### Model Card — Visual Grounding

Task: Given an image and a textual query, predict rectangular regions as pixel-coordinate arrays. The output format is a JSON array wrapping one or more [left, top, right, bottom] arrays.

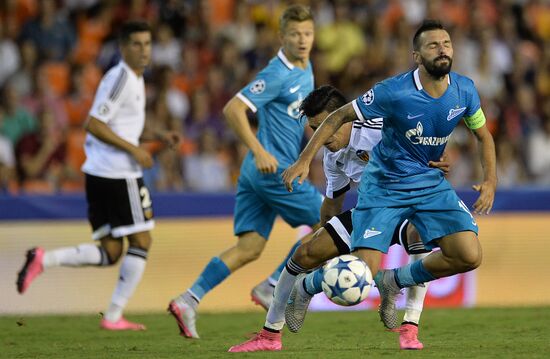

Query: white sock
[[104, 247, 147, 322], [403, 252, 430, 325], [265, 268, 298, 331], [42, 244, 102, 269]]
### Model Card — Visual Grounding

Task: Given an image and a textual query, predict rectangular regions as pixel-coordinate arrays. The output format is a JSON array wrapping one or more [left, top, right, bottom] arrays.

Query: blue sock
[[304, 268, 324, 295], [269, 240, 302, 283], [189, 257, 231, 300], [394, 260, 436, 288]]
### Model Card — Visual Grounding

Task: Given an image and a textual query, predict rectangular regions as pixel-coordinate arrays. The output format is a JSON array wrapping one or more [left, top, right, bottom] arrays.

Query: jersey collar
[[413, 68, 450, 90], [277, 49, 295, 70], [120, 60, 142, 79]]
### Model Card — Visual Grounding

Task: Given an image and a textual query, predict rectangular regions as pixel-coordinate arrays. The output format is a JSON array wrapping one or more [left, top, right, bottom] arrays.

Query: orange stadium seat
[[42, 62, 70, 97]]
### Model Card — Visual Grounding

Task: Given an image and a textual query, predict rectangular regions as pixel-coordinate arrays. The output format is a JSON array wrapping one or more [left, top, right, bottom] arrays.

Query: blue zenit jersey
[[353, 68, 481, 189], [237, 49, 314, 169]]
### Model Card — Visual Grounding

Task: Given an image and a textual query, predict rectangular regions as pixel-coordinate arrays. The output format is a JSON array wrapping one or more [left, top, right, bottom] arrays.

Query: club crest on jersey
[[406, 121, 451, 146], [355, 150, 370, 162], [250, 79, 266, 94], [361, 89, 374, 106], [447, 107, 467, 121]]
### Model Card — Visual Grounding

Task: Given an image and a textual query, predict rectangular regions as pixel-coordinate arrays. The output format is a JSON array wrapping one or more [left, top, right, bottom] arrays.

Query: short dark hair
[[300, 85, 347, 119], [118, 21, 151, 44], [413, 20, 445, 50]]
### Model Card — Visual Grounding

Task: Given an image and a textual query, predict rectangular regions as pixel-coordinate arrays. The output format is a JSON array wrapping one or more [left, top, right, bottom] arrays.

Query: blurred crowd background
[[0, 0, 549, 195]]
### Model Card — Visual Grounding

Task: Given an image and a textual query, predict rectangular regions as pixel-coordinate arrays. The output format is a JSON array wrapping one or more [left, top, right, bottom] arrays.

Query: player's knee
[[233, 242, 263, 264], [456, 242, 482, 272], [292, 242, 322, 269], [128, 232, 152, 251], [241, 247, 263, 263], [102, 246, 123, 264]]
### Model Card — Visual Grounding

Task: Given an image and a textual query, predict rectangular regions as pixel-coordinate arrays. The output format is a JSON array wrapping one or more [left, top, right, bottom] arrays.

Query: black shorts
[[85, 174, 154, 240], [323, 209, 429, 255]]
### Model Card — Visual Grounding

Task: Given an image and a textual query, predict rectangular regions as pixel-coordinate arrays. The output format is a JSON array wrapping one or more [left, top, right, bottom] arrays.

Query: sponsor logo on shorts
[[363, 229, 382, 239]]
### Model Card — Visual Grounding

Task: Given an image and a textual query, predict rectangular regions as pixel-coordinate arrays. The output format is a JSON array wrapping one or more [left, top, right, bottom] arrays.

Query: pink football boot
[[17, 247, 45, 294], [399, 323, 424, 350], [228, 329, 282, 352], [100, 317, 146, 331]]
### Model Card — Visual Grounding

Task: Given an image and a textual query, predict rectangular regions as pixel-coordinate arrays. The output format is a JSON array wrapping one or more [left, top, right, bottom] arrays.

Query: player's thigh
[[411, 188, 478, 250], [234, 179, 277, 240], [294, 227, 341, 269], [267, 180, 322, 228], [351, 206, 411, 253]]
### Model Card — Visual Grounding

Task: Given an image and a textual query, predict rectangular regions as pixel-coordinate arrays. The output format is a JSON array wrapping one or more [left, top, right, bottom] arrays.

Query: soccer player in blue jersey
[[283, 19, 497, 345], [167, 5, 322, 339]]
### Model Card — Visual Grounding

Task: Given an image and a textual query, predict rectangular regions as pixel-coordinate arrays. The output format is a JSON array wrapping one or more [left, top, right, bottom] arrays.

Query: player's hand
[[132, 146, 154, 168], [428, 153, 450, 174], [159, 130, 181, 149], [282, 160, 310, 192], [253, 148, 278, 174], [472, 180, 496, 215]]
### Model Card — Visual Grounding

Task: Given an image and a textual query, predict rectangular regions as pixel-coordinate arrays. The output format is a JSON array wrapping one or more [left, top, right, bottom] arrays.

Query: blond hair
[[279, 4, 314, 32]]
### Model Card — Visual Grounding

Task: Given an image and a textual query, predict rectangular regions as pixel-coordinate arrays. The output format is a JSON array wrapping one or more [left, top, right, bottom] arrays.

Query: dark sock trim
[[263, 326, 280, 333], [127, 246, 148, 260], [286, 258, 307, 276], [186, 290, 200, 304], [402, 321, 418, 327]]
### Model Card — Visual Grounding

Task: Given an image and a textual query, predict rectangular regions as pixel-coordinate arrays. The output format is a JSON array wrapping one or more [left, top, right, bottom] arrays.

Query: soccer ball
[[321, 255, 372, 306]]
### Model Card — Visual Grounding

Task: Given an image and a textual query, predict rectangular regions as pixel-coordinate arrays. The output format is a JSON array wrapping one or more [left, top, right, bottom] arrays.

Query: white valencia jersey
[[82, 61, 146, 178], [323, 119, 383, 198]]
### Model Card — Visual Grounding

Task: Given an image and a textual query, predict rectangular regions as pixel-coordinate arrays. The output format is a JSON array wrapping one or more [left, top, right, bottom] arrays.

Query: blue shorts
[[234, 163, 322, 239], [351, 179, 478, 253]]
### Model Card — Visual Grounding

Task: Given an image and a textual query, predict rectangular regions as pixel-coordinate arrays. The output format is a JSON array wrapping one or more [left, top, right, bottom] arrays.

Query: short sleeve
[[465, 80, 482, 118], [89, 68, 129, 123], [352, 82, 392, 122], [237, 66, 283, 113]]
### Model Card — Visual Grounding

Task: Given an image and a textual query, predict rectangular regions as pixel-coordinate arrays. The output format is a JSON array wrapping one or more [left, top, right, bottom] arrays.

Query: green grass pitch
[[1, 307, 549, 358]]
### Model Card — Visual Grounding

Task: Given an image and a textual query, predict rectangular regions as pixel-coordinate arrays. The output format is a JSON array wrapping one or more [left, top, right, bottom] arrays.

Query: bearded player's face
[[415, 29, 453, 78]]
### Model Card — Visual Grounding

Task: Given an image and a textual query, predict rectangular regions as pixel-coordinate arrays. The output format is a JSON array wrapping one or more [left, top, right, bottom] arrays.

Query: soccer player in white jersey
[[16, 21, 178, 331], [283, 20, 496, 347], [228, 85, 450, 352]]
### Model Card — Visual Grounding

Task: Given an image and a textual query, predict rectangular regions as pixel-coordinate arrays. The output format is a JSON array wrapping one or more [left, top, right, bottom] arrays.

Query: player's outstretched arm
[[471, 123, 497, 214], [85, 116, 153, 168], [223, 96, 278, 174], [282, 102, 357, 191]]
